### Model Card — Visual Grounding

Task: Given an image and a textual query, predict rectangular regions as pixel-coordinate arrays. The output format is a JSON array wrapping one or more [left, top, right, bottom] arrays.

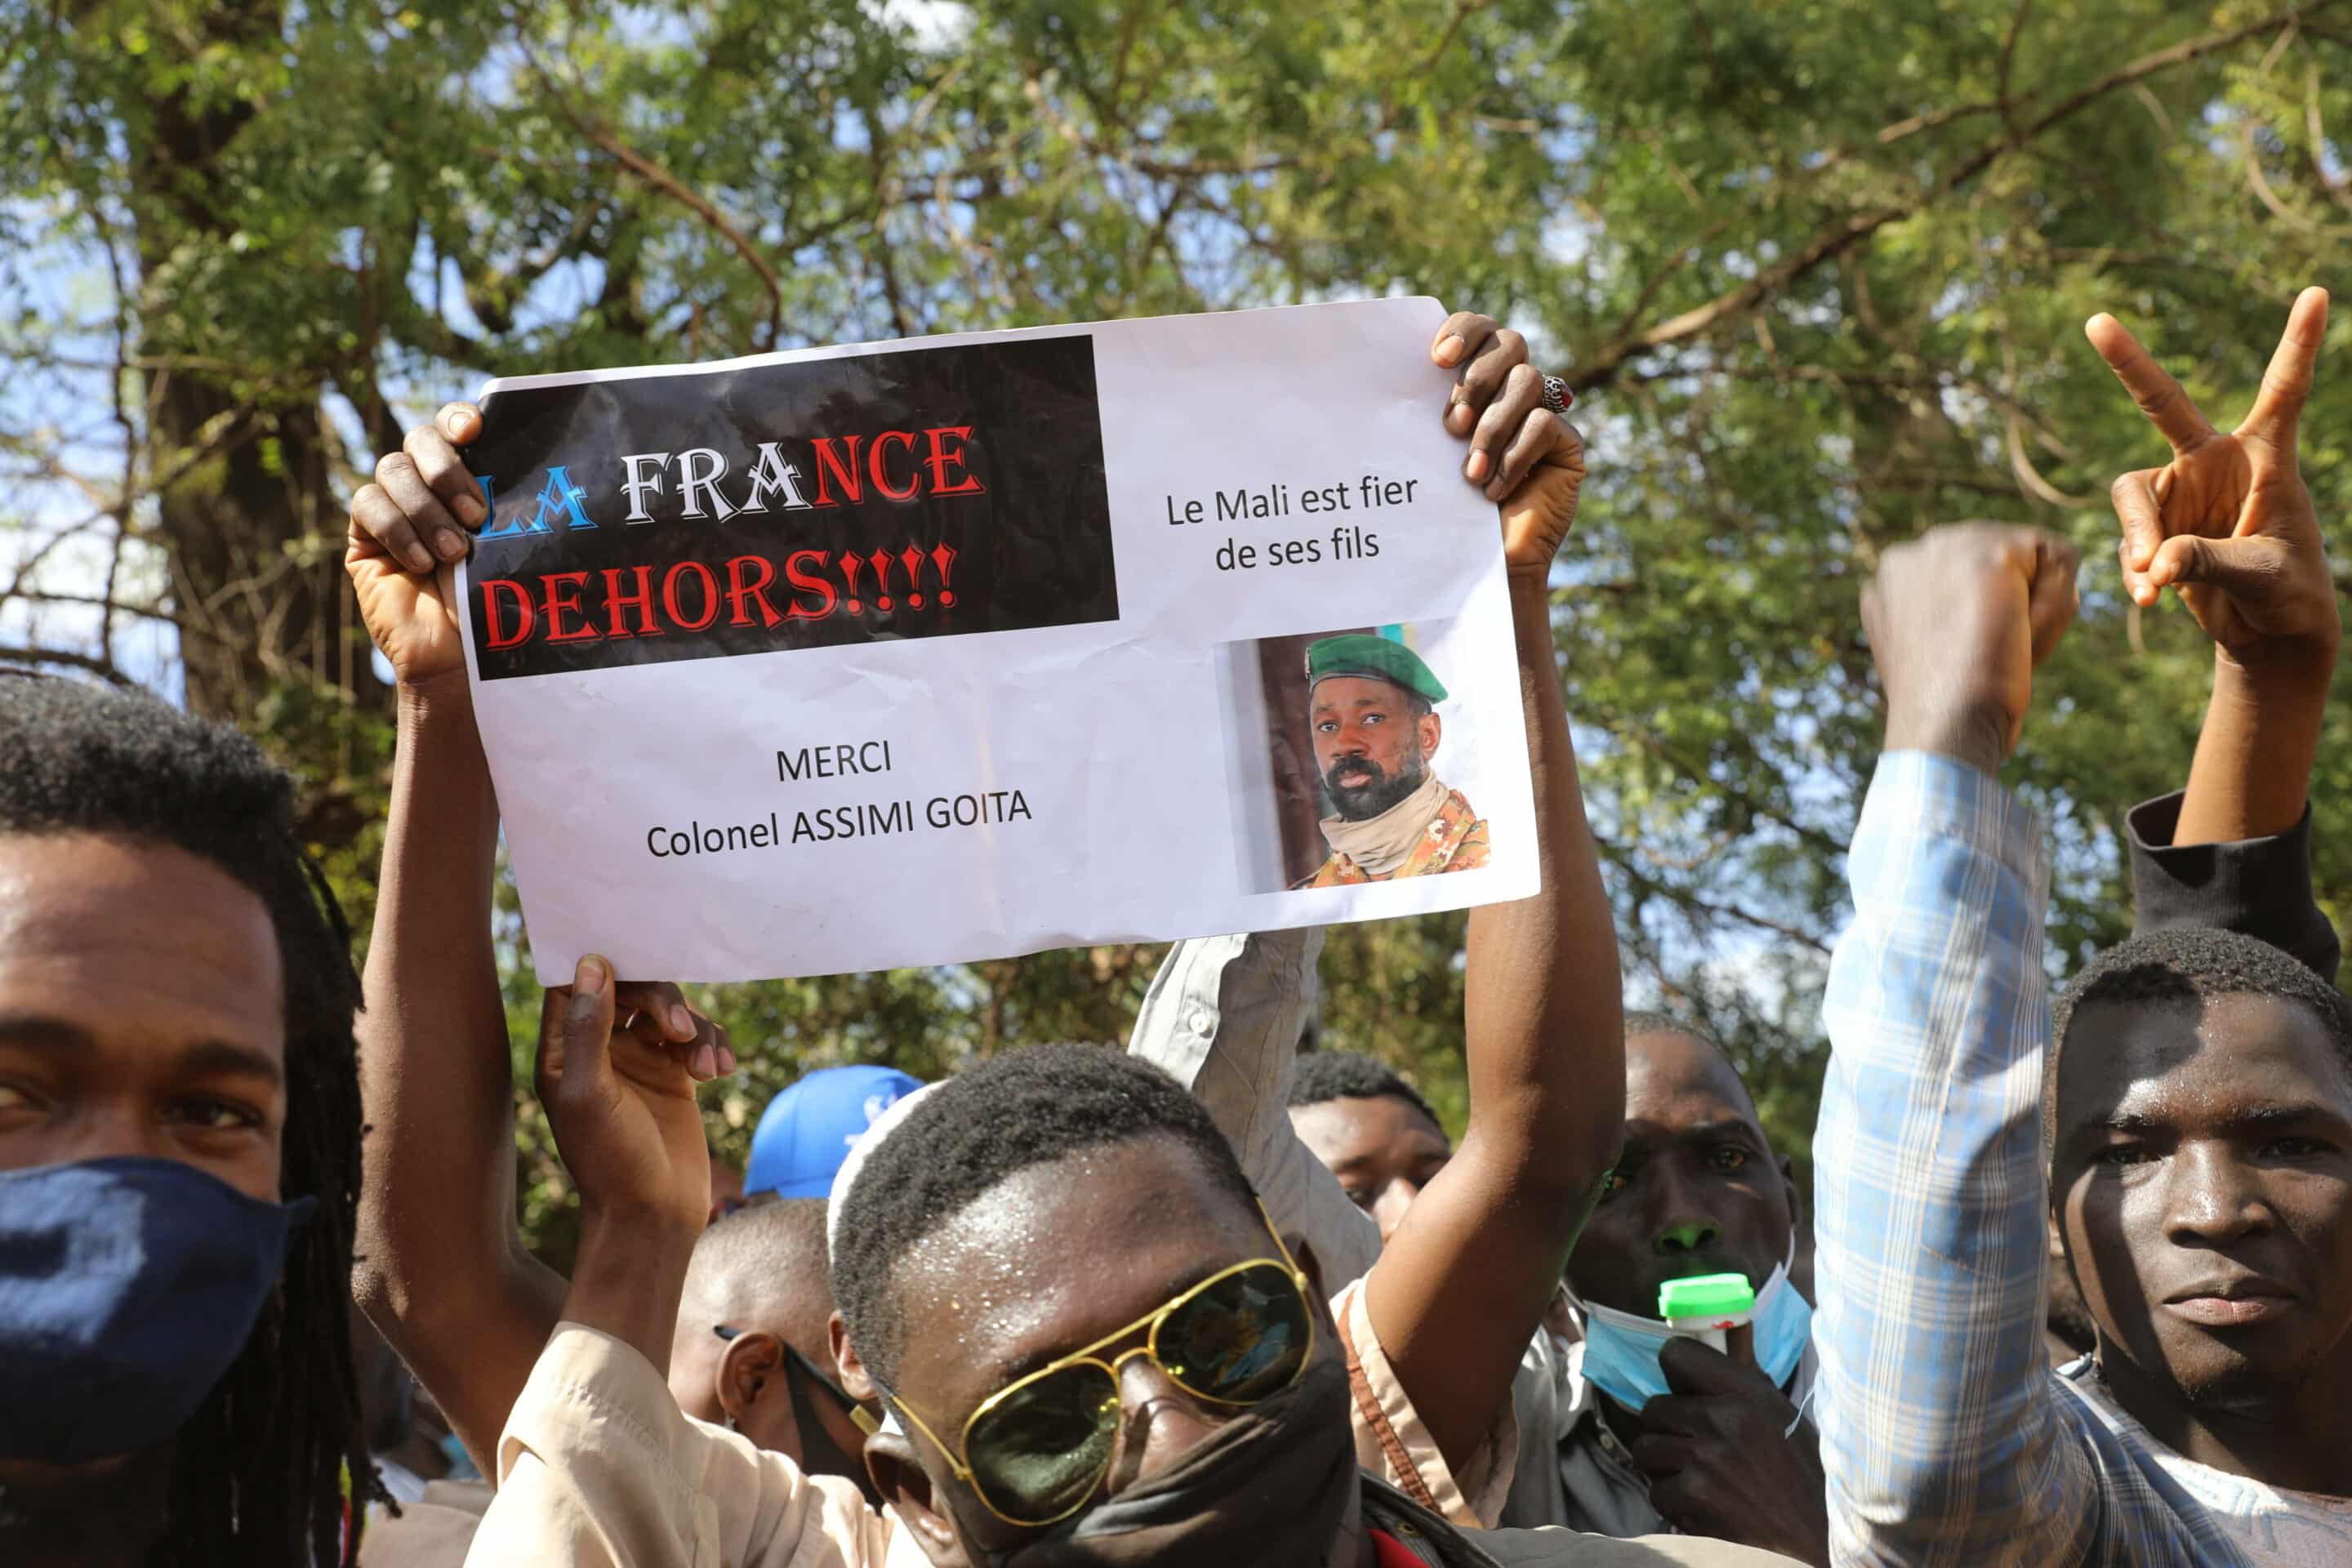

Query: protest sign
[[457, 298, 1539, 983]]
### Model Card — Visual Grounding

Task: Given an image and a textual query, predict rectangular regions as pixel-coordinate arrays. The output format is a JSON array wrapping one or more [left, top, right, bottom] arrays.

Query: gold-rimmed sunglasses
[[878, 1208, 1316, 1528]]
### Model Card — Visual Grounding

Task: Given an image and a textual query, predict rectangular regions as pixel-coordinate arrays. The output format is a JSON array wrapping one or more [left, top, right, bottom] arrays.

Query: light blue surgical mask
[[1569, 1233, 1813, 1414], [1752, 1258, 1813, 1392]]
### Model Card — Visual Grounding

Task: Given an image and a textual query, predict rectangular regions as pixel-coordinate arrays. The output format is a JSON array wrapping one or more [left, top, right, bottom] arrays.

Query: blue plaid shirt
[[1815, 753, 2259, 1567]]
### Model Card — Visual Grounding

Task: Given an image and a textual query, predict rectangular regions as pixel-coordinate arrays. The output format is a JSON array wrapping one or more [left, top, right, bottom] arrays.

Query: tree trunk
[[128, 0, 381, 720]]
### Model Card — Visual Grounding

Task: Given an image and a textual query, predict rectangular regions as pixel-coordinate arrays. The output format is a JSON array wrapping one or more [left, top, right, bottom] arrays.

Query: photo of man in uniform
[[1291, 631, 1489, 887]]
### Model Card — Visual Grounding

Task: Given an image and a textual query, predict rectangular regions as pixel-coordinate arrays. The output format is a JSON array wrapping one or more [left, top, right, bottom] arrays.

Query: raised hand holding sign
[[383, 301, 1544, 983], [347, 402, 490, 688]]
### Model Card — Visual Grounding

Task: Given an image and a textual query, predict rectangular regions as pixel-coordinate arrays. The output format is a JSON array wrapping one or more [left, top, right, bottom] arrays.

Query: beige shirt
[[469, 1281, 1508, 1568], [1333, 1274, 1517, 1529], [469, 1321, 1801, 1567], [360, 1479, 494, 1568], [467, 1323, 922, 1568], [1319, 770, 1454, 876]]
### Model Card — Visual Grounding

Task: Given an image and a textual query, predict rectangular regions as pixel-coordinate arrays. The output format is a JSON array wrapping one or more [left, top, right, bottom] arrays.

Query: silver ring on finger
[[1540, 375, 1574, 416]]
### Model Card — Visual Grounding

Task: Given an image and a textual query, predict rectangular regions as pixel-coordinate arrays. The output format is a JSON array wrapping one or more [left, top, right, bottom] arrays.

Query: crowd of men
[[0, 290, 2344, 1567]]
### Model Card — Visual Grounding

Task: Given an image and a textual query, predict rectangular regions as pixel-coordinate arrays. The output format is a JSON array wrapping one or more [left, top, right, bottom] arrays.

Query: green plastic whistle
[[1658, 1272, 1754, 1322]]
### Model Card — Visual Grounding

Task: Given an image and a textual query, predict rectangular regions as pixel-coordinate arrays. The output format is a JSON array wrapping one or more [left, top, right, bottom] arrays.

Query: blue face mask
[[0, 1156, 313, 1464], [1570, 1237, 1814, 1413]]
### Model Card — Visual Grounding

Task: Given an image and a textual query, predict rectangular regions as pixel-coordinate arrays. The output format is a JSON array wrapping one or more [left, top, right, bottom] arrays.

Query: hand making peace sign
[[2084, 287, 2339, 667]]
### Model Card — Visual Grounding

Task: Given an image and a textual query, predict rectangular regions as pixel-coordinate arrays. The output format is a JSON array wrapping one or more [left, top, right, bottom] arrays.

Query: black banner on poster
[[463, 336, 1116, 681]]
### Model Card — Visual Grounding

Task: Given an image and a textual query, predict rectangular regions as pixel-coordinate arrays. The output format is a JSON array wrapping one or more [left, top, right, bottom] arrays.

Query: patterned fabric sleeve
[[1444, 814, 1491, 873], [1813, 752, 2097, 1566]]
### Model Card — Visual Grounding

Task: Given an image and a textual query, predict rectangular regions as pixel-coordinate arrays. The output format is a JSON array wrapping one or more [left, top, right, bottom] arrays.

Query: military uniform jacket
[[1294, 789, 1491, 888]]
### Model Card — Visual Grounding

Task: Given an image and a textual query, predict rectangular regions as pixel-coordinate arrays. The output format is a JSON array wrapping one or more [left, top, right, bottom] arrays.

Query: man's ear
[[831, 1310, 879, 1406], [866, 1431, 964, 1562], [716, 1331, 785, 1428], [1419, 710, 1442, 762], [1778, 1153, 1802, 1218]]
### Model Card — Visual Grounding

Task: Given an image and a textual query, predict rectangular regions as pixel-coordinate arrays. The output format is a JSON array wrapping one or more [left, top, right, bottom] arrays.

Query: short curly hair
[[2056, 926, 2352, 1061], [1286, 1049, 1442, 1131], [2050, 926, 2352, 1143], [829, 1045, 1259, 1388], [1621, 1009, 1717, 1046]]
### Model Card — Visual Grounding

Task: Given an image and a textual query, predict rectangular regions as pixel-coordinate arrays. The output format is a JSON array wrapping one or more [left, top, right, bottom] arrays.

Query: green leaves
[[9, 0, 2349, 1232]]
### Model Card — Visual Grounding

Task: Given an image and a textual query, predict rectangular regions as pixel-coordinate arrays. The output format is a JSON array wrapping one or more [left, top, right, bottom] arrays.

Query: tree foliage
[[5, 0, 2347, 1237]]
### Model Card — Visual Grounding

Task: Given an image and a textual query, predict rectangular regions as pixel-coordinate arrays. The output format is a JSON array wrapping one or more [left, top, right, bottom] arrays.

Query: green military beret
[[1304, 634, 1447, 704]]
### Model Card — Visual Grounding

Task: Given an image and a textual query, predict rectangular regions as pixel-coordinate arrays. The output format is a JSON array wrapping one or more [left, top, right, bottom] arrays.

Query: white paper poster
[[456, 297, 1538, 983]]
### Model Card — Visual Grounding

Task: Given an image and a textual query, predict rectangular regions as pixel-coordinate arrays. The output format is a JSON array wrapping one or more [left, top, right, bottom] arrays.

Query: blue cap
[[745, 1065, 926, 1200]]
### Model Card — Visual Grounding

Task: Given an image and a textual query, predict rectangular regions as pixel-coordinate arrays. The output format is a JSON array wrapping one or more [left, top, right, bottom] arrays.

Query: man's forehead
[[1291, 1091, 1445, 1145], [1311, 677, 1405, 708], [889, 1145, 1267, 1392], [0, 838, 284, 1062], [898, 1149, 1257, 1293], [1625, 1032, 1761, 1125], [0, 835, 278, 971], [2061, 993, 2352, 1124]]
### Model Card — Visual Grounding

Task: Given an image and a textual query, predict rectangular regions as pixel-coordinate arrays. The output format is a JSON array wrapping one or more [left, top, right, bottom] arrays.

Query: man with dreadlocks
[[0, 674, 378, 1567]]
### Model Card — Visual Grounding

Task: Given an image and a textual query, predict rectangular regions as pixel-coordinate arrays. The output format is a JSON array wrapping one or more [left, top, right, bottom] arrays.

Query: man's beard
[[1322, 750, 1428, 822]]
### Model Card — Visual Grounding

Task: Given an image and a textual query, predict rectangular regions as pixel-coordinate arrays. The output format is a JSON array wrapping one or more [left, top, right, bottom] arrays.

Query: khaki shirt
[[360, 1479, 493, 1568], [468, 1324, 1801, 1568], [1333, 1274, 1517, 1529], [467, 1323, 920, 1568], [466, 1280, 1505, 1568]]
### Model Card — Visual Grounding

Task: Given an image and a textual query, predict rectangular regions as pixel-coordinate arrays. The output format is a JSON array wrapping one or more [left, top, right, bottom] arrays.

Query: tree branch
[[0, 642, 130, 682], [1874, 101, 2005, 145], [1606, 717, 1856, 866], [0, 589, 229, 642], [1611, 207, 1744, 341], [95, 200, 136, 670], [523, 38, 788, 351], [1418, 0, 1490, 75], [1998, 0, 2035, 143], [2238, 114, 2352, 234], [5, 404, 261, 602], [2306, 57, 2352, 213], [1567, 0, 2343, 393], [1601, 844, 1834, 956], [858, 103, 915, 338], [1632, 360, 2081, 461]]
